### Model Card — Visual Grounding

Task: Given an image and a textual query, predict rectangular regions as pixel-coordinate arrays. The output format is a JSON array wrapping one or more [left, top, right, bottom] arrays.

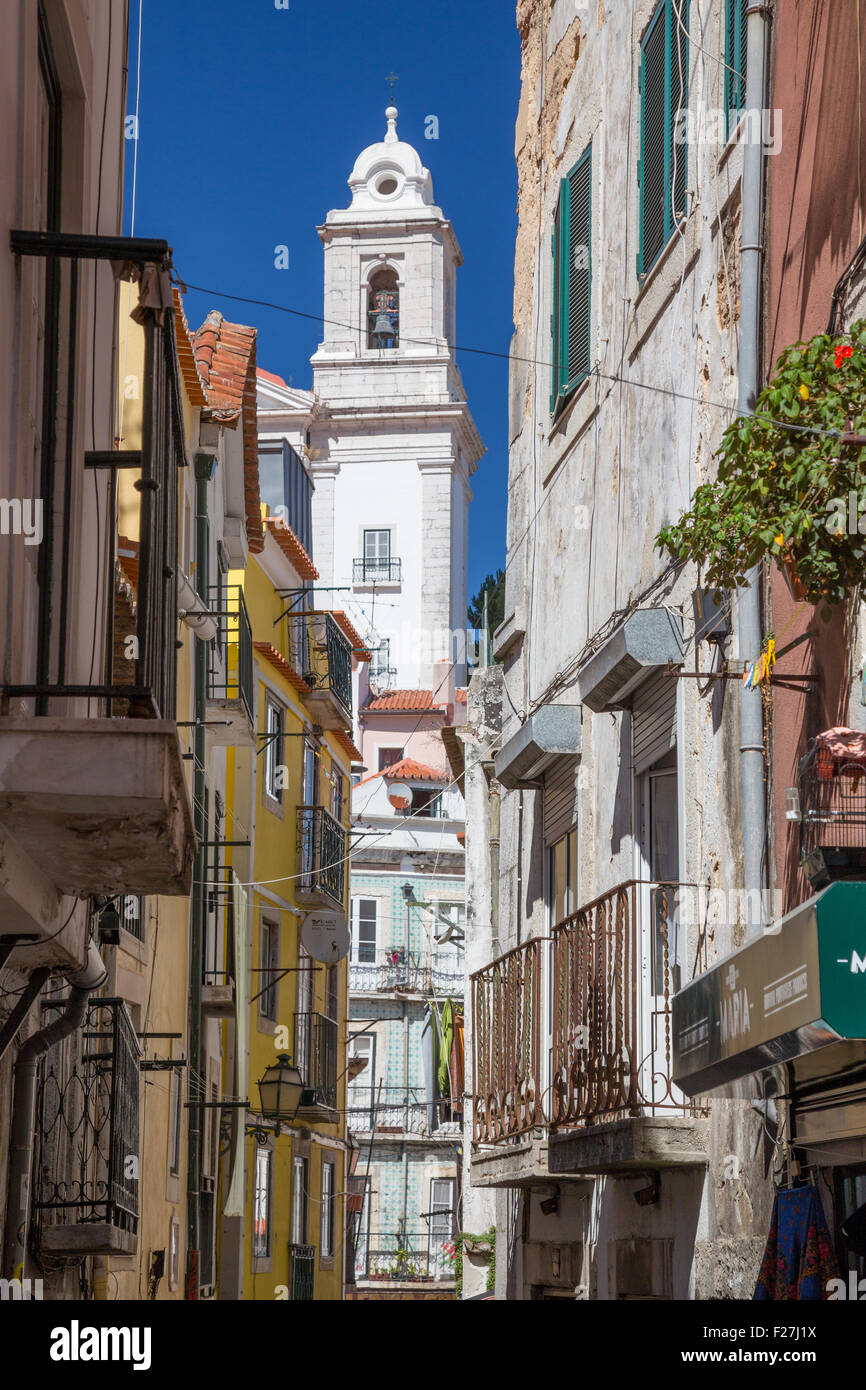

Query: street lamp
[[257, 1054, 304, 1122]]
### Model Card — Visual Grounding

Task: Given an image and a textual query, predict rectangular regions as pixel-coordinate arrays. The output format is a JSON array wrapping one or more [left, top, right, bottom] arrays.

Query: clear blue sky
[[123, 0, 519, 602]]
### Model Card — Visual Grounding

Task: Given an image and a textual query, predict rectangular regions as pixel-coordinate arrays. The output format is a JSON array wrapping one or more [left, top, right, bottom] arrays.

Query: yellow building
[[218, 511, 366, 1301]]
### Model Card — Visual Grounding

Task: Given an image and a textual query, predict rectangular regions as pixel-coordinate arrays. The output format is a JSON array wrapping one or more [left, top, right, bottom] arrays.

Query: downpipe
[[738, 2, 772, 939], [2, 941, 108, 1278]]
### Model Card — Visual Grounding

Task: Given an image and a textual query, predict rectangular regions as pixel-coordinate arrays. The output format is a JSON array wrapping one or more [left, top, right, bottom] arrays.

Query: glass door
[[638, 754, 683, 1111]]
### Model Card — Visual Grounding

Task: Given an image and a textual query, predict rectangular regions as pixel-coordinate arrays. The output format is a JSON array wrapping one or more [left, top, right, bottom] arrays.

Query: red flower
[[835, 344, 854, 368]]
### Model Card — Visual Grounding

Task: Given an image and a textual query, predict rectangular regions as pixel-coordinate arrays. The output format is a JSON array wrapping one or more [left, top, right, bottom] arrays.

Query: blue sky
[[123, 0, 519, 601]]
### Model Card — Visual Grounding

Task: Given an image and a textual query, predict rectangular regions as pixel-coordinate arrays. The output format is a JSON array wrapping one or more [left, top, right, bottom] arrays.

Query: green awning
[[672, 881, 866, 1095]]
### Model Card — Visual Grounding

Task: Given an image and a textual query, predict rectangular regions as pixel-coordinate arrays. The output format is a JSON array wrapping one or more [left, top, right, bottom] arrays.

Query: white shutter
[[632, 670, 677, 774]]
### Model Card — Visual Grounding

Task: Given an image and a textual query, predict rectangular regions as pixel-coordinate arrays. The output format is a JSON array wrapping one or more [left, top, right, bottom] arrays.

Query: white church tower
[[308, 104, 484, 695]]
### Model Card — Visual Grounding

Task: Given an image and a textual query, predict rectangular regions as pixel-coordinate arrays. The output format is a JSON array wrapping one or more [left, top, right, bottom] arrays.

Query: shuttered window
[[632, 670, 677, 775], [725, 0, 747, 133], [638, 0, 690, 282], [544, 758, 580, 847], [551, 144, 592, 416]]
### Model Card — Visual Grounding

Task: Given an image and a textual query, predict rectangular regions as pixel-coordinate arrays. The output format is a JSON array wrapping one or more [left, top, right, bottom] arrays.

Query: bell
[[372, 311, 396, 344]]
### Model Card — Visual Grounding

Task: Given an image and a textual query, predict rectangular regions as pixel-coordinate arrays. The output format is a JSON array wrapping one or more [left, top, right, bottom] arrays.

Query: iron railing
[[289, 1243, 315, 1300], [346, 1086, 453, 1136], [3, 233, 182, 719], [285, 611, 353, 716], [358, 1232, 456, 1282], [295, 1012, 338, 1109], [31, 998, 141, 1242], [296, 805, 346, 903], [798, 737, 866, 887], [349, 949, 464, 996], [471, 937, 544, 1143], [353, 557, 402, 584], [207, 584, 254, 724]]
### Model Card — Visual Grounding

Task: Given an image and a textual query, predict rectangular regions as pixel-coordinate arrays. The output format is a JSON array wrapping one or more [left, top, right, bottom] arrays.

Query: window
[[551, 144, 592, 415], [548, 829, 579, 928], [638, 0, 690, 282], [364, 528, 391, 574], [411, 787, 442, 818], [253, 1148, 272, 1258], [321, 1161, 336, 1257], [168, 1067, 182, 1177], [260, 919, 280, 1021], [331, 768, 345, 823], [724, 0, 747, 132], [368, 268, 399, 348], [257, 441, 313, 556], [378, 746, 404, 772], [264, 696, 285, 804], [325, 963, 339, 1022], [371, 639, 392, 680], [351, 899, 378, 963], [295, 944, 314, 1080], [120, 894, 145, 942], [429, 1178, 455, 1277], [291, 1155, 308, 1245]]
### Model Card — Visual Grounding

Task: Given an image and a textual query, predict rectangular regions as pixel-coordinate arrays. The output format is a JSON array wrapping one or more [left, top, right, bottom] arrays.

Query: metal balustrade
[[207, 584, 254, 725], [349, 949, 465, 996], [353, 557, 402, 584], [285, 611, 353, 718], [295, 1012, 338, 1110], [296, 805, 346, 904], [471, 938, 544, 1143], [289, 1243, 315, 1300], [358, 1231, 456, 1283]]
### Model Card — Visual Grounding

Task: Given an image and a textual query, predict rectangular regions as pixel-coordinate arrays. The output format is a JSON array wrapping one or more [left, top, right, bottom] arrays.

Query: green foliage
[[455, 1227, 496, 1299], [655, 323, 866, 605], [468, 570, 505, 635]]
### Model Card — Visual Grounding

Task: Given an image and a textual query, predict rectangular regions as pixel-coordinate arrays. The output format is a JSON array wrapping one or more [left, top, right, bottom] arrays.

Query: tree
[[468, 570, 505, 636]]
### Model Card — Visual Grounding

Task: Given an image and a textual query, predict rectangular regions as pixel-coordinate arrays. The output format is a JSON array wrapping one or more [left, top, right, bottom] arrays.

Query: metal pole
[[737, 3, 772, 939]]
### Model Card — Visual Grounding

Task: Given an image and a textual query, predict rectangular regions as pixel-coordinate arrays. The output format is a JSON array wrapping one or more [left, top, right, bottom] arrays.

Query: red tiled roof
[[173, 291, 208, 406], [358, 756, 445, 787], [264, 516, 319, 581], [332, 729, 363, 764], [192, 310, 264, 555], [257, 367, 288, 389], [332, 611, 372, 662], [253, 642, 312, 696], [363, 689, 446, 714]]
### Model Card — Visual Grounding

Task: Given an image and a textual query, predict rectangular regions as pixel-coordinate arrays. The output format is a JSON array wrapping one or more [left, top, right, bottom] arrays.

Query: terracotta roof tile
[[331, 611, 372, 662], [192, 309, 264, 554], [332, 730, 363, 764], [358, 756, 445, 787], [172, 291, 208, 406], [363, 689, 446, 714], [253, 641, 312, 696], [264, 516, 319, 581], [257, 367, 288, 389]]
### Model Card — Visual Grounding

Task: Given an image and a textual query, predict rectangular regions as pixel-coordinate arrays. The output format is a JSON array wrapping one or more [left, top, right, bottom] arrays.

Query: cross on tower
[[386, 72, 399, 101]]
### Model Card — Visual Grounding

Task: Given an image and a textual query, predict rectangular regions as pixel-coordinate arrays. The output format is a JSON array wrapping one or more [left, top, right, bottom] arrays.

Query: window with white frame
[[253, 1147, 272, 1258], [428, 1177, 455, 1276], [351, 898, 378, 963], [321, 1160, 335, 1257], [259, 919, 280, 1021], [291, 1155, 308, 1245], [264, 695, 285, 804]]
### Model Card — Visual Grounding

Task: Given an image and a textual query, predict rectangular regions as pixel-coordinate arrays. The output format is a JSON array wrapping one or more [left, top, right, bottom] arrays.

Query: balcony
[[289, 1243, 315, 1300], [352, 557, 402, 586], [0, 234, 196, 938], [295, 1011, 338, 1117], [286, 611, 353, 728], [356, 1231, 456, 1286], [349, 948, 465, 996], [470, 883, 709, 1187], [206, 585, 255, 746], [796, 731, 866, 890], [346, 1086, 456, 1138], [32, 998, 141, 1256], [296, 806, 346, 907]]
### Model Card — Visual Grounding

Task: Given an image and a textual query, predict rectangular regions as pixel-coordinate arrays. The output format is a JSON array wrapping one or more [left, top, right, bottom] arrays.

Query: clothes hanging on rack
[[754, 1184, 840, 1300]]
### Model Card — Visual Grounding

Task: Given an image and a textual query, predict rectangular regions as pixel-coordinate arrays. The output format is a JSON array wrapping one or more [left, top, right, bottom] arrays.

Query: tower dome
[[347, 106, 435, 212]]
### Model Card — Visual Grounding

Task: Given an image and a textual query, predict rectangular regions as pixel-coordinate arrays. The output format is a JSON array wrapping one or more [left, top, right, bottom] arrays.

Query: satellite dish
[[389, 789, 410, 810], [301, 910, 350, 963]]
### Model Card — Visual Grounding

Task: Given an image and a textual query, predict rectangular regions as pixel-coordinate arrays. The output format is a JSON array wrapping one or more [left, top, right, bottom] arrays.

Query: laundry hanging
[[754, 1184, 840, 1300]]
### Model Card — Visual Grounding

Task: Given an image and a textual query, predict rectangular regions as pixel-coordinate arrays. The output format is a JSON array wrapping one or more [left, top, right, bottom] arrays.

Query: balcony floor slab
[[548, 1115, 711, 1175]]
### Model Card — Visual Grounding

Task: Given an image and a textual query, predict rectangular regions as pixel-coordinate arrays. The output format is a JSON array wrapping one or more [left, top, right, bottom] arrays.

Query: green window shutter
[[725, 0, 747, 131], [638, 0, 689, 283], [566, 147, 592, 390], [551, 177, 571, 412]]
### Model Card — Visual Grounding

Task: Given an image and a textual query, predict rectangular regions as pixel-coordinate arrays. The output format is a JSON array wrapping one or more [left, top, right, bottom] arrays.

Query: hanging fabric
[[754, 1184, 840, 1300], [438, 998, 454, 1097], [449, 1007, 464, 1117]]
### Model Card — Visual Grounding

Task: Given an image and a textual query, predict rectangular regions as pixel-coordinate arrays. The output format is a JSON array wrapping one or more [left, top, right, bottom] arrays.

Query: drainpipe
[[186, 452, 215, 1297], [738, 3, 772, 939], [3, 942, 108, 1278], [489, 777, 501, 958]]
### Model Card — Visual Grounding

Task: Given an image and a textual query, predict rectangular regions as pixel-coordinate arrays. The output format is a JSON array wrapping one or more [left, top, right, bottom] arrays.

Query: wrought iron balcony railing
[[295, 1012, 338, 1110], [349, 949, 465, 996], [346, 1085, 453, 1136], [353, 557, 402, 584], [471, 881, 699, 1146], [289, 1243, 315, 1300], [296, 806, 346, 904], [207, 584, 254, 726], [31, 998, 141, 1251], [285, 611, 353, 719], [357, 1231, 456, 1283]]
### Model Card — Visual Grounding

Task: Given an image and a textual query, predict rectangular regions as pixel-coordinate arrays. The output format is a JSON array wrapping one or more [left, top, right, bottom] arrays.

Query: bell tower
[[308, 106, 484, 691]]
